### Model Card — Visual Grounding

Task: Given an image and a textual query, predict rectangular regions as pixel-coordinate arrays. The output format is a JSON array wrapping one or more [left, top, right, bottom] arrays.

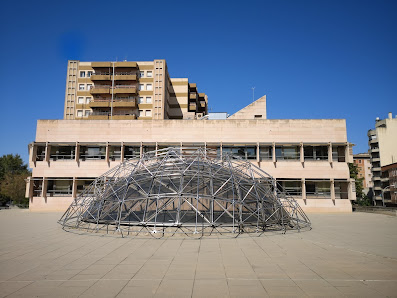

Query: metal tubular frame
[[59, 147, 311, 237]]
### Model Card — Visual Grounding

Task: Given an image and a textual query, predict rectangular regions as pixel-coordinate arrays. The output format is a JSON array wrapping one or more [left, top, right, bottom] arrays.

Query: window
[[86, 84, 93, 90], [138, 97, 144, 104], [78, 97, 84, 104], [146, 96, 152, 103], [276, 146, 299, 160], [254, 115, 262, 118], [84, 110, 90, 117], [145, 110, 152, 117], [139, 110, 144, 117], [87, 71, 92, 78], [146, 84, 153, 91], [79, 84, 85, 90], [138, 84, 144, 91], [77, 110, 83, 117], [139, 71, 144, 78], [147, 71, 153, 78], [85, 97, 91, 104], [79, 71, 85, 78], [259, 146, 272, 160]]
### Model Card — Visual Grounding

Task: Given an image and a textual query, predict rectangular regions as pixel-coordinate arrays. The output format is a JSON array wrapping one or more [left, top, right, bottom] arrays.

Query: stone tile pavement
[[0, 210, 396, 297]]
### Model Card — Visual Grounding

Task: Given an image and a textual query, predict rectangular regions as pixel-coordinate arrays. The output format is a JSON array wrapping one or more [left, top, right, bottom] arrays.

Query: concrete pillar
[[155, 142, 158, 156], [30, 143, 37, 163], [25, 177, 32, 198], [301, 178, 306, 201], [331, 179, 335, 201], [300, 142, 304, 164], [45, 142, 50, 164], [348, 179, 356, 201], [72, 177, 77, 199], [121, 142, 125, 162], [256, 142, 260, 163], [105, 142, 109, 163], [140, 142, 143, 157], [75, 142, 80, 163], [42, 178, 48, 198], [344, 142, 349, 163], [328, 142, 333, 164], [220, 142, 223, 159], [272, 142, 276, 163]]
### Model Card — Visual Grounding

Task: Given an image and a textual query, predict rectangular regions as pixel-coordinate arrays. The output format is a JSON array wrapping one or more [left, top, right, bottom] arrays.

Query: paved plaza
[[0, 210, 396, 297]]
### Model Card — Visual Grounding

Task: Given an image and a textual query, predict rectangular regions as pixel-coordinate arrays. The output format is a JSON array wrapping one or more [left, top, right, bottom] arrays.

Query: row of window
[[34, 145, 346, 162], [79, 70, 153, 78], [30, 177, 350, 199], [138, 84, 153, 91], [78, 83, 93, 91]]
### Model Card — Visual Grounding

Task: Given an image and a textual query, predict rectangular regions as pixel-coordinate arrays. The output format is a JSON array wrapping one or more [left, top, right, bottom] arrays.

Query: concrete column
[[75, 142, 80, 163], [121, 142, 125, 162], [30, 143, 37, 163], [256, 142, 260, 163], [328, 142, 333, 163], [272, 142, 276, 163], [331, 179, 335, 201], [42, 178, 48, 198], [155, 142, 158, 156], [140, 142, 143, 158], [344, 142, 349, 163], [300, 142, 304, 164], [301, 178, 306, 201], [45, 142, 50, 164], [105, 142, 109, 163], [348, 179, 356, 201], [25, 177, 32, 198], [220, 142, 223, 159], [72, 177, 77, 199]]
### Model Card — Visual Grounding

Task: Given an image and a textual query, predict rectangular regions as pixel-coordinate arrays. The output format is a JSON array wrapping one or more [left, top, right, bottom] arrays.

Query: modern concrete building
[[353, 153, 373, 193], [26, 60, 356, 213], [64, 60, 207, 121], [367, 112, 397, 206], [381, 163, 397, 205]]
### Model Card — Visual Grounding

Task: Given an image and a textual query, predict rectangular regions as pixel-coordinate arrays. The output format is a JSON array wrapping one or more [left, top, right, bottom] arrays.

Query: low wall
[[353, 206, 397, 216]]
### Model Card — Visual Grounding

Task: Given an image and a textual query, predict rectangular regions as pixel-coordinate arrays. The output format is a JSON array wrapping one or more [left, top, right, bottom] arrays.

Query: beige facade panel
[[35, 119, 347, 144], [229, 95, 267, 119], [114, 61, 137, 68], [139, 78, 154, 83], [91, 74, 111, 80], [137, 65, 154, 70], [91, 62, 112, 67], [138, 91, 153, 96]]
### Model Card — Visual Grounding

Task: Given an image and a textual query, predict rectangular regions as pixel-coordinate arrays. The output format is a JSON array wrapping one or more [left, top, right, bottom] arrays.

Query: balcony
[[373, 176, 381, 181], [198, 93, 205, 98], [112, 114, 137, 120], [113, 86, 136, 94], [371, 157, 380, 162], [91, 62, 112, 68], [91, 73, 111, 81], [372, 167, 381, 172], [370, 148, 379, 153], [189, 103, 197, 110], [114, 61, 137, 68], [114, 73, 137, 81], [87, 111, 109, 120], [199, 101, 206, 108], [89, 97, 136, 108], [369, 138, 378, 144], [189, 93, 197, 100], [90, 86, 110, 94]]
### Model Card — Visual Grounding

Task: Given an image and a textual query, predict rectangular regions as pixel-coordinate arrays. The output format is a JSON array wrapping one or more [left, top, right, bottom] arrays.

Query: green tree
[[348, 163, 371, 206], [0, 154, 30, 207]]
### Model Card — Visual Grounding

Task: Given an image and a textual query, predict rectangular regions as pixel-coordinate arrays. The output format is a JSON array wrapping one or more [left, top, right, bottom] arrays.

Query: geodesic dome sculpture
[[59, 147, 310, 237]]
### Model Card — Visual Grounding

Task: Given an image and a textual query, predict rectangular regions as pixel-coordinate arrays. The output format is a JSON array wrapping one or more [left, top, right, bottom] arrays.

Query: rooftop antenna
[[251, 87, 255, 102]]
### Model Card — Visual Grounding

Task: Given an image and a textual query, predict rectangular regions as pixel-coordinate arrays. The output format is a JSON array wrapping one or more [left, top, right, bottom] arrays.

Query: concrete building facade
[[367, 112, 397, 206], [26, 60, 356, 213]]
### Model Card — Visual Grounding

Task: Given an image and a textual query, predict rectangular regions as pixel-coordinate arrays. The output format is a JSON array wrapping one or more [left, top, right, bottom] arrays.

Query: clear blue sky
[[0, 0, 396, 164]]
